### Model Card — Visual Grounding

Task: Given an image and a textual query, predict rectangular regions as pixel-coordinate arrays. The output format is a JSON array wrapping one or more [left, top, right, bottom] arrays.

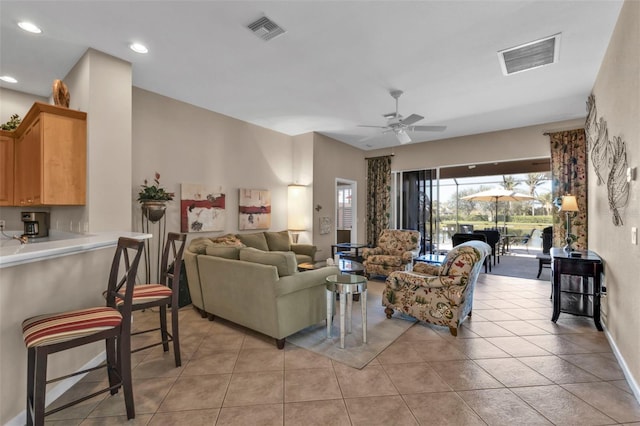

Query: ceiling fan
[[359, 90, 446, 144]]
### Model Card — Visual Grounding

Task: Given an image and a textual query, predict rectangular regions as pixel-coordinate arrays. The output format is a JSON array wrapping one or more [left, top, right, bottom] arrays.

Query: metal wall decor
[[585, 94, 630, 226]]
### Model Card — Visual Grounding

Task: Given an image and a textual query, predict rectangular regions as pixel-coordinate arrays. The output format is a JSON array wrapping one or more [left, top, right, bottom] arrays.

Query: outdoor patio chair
[[473, 230, 500, 266]]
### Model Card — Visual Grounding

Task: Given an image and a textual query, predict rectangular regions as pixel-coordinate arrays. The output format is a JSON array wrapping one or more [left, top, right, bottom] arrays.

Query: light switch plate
[[632, 227, 638, 245]]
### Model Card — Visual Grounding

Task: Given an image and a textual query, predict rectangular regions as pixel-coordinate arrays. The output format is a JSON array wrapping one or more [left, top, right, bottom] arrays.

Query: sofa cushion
[[205, 245, 241, 260], [239, 247, 297, 277], [237, 232, 269, 251], [188, 237, 214, 254], [265, 231, 291, 252]]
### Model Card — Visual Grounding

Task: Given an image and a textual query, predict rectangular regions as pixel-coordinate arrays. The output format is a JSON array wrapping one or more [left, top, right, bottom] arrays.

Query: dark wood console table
[[551, 248, 603, 331]]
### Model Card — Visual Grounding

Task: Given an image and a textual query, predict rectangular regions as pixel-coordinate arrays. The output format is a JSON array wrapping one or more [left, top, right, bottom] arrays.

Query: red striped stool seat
[[22, 307, 122, 348], [116, 284, 172, 306]]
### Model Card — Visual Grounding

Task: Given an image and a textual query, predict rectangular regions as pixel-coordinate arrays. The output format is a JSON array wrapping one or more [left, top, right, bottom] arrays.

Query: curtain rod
[[365, 154, 395, 160]]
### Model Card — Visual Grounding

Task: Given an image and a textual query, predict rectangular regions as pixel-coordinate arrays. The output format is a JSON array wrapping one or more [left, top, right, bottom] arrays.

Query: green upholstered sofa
[[235, 230, 317, 265], [184, 233, 337, 349]]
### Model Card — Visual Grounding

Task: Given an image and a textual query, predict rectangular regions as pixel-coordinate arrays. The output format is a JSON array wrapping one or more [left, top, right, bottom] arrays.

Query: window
[[337, 186, 352, 229]]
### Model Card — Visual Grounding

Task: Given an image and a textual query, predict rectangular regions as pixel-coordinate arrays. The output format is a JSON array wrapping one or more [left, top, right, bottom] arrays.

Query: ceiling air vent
[[498, 33, 561, 76], [248, 16, 286, 41]]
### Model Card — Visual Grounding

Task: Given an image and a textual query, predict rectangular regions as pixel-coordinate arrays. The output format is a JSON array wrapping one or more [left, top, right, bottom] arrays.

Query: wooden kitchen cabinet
[[13, 102, 87, 206], [0, 131, 14, 206]]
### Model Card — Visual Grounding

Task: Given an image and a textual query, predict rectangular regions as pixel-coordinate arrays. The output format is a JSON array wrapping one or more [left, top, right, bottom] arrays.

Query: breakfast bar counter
[[0, 230, 152, 268]]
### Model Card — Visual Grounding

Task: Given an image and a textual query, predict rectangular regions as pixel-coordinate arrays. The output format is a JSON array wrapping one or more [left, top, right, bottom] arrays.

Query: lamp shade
[[560, 195, 579, 212], [287, 184, 309, 231]]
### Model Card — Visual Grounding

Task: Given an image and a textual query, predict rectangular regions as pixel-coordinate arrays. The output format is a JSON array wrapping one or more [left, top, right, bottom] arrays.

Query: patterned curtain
[[549, 129, 588, 250], [366, 156, 392, 247]]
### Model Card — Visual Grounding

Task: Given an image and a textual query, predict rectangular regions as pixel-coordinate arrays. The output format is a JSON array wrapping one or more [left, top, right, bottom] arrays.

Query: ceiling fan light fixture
[[395, 130, 411, 144], [18, 21, 42, 34]]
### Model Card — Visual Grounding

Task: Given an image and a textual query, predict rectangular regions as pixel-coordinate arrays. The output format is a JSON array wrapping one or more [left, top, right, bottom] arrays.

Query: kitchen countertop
[[0, 230, 152, 268]]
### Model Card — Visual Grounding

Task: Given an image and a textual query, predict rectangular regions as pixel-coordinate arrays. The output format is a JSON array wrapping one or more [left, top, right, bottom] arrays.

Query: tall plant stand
[[141, 205, 167, 284]]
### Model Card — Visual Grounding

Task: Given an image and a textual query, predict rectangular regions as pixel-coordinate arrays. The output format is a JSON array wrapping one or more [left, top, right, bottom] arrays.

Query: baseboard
[[6, 351, 106, 426], [603, 323, 640, 404]]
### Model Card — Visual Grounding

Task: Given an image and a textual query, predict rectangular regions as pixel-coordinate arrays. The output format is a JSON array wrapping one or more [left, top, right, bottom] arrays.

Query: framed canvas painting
[[180, 184, 225, 233], [238, 188, 271, 230]]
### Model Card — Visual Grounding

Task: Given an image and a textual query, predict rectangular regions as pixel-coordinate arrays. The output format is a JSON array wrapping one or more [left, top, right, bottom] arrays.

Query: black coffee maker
[[21, 212, 50, 238]]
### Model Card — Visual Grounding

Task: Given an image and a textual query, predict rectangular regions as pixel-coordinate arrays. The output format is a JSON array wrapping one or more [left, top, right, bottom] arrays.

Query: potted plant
[[1, 114, 21, 131], [138, 172, 174, 222]]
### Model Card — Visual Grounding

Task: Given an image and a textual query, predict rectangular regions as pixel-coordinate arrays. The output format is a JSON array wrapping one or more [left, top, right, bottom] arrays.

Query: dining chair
[[124, 232, 187, 367], [22, 237, 144, 425]]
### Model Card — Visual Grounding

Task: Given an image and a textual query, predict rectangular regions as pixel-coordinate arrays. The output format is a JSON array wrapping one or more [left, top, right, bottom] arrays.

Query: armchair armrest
[[401, 251, 415, 263], [291, 243, 317, 259], [362, 247, 384, 259], [413, 262, 441, 276]]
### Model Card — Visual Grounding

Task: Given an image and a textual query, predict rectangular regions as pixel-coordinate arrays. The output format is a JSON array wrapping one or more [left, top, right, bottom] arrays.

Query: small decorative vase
[[141, 200, 167, 223]]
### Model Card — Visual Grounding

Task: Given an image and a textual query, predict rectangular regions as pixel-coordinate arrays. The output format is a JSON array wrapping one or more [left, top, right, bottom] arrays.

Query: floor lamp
[[560, 195, 579, 252], [288, 184, 309, 244]]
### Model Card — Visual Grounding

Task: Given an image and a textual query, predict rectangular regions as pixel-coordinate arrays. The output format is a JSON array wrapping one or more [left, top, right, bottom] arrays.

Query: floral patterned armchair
[[382, 240, 491, 336], [362, 229, 420, 278]]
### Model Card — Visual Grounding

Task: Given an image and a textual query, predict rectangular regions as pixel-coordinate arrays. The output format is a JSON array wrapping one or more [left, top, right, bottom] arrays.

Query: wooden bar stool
[[22, 237, 144, 426], [126, 232, 186, 367]]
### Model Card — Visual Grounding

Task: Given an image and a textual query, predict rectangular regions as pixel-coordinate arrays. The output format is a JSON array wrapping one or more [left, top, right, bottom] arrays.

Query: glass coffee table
[[325, 274, 367, 349], [413, 253, 447, 265], [299, 258, 364, 275]]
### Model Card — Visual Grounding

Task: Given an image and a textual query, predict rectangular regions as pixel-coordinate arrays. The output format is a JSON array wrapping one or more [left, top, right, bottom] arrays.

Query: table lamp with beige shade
[[560, 195, 580, 252]]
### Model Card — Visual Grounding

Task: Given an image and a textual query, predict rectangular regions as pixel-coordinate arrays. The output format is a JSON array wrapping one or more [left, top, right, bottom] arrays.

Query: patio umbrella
[[461, 188, 535, 228]]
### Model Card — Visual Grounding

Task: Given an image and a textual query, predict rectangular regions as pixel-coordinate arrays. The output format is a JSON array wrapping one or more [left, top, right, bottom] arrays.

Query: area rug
[[287, 280, 416, 369], [489, 253, 548, 281]]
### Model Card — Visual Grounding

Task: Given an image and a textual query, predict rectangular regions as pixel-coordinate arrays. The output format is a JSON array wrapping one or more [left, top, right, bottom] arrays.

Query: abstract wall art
[[180, 184, 226, 233], [238, 188, 271, 230], [585, 94, 630, 226]]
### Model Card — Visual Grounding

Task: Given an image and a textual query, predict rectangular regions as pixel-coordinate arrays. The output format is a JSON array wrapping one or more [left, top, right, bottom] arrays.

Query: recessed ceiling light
[[18, 21, 42, 34], [0, 76, 18, 83], [129, 43, 148, 54]]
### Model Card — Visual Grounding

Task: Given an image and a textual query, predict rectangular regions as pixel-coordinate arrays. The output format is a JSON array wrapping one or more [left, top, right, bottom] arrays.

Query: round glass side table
[[325, 274, 367, 349]]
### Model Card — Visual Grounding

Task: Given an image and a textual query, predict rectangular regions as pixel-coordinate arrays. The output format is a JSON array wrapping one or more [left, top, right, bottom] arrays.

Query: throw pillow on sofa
[[205, 245, 241, 260], [188, 237, 215, 254], [239, 247, 297, 277], [237, 232, 270, 251], [265, 231, 291, 251]]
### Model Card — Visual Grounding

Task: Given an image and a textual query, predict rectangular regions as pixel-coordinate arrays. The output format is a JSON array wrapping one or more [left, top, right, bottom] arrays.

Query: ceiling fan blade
[[358, 125, 389, 129], [410, 125, 447, 132], [400, 114, 424, 126], [396, 130, 411, 144]]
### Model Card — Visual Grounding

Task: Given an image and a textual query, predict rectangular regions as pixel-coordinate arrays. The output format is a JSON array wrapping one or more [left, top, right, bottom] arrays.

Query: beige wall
[[0, 87, 48, 124], [590, 0, 640, 396], [312, 133, 367, 259], [366, 118, 585, 173], [132, 88, 295, 252], [71, 49, 133, 232]]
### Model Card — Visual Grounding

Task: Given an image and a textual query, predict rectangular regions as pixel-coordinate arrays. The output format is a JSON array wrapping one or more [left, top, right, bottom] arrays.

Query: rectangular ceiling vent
[[248, 16, 286, 41], [498, 33, 561, 76]]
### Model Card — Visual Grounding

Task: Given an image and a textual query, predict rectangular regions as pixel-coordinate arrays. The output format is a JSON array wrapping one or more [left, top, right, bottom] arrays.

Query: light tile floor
[[44, 274, 640, 425]]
